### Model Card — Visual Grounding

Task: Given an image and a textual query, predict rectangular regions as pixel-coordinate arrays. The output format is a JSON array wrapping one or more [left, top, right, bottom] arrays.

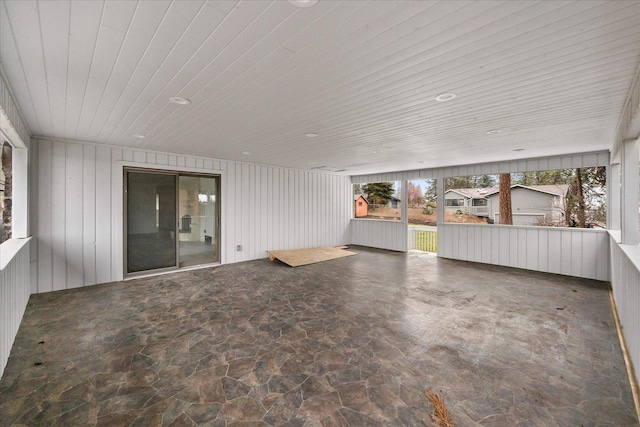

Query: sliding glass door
[[124, 168, 220, 275], [178, 175, 218, 267]]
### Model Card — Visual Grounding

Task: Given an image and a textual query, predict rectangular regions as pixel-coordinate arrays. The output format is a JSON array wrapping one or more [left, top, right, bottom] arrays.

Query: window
[[1, 140, 11, 243], [353, 181, 402, 220], [444, 168, 606, 227]]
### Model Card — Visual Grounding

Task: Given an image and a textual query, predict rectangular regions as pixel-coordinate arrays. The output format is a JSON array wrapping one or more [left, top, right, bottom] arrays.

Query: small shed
[[354, 195, 369, 217]]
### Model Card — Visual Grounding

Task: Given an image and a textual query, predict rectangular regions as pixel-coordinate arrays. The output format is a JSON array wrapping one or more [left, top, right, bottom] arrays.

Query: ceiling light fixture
[[373, 150, 382, 154], [169, 96, 191, 105], [305, 133, 318, 138], [434, 93, 456, 102], [242, 151, 251, 155], [288, 0, 318, 7], [132, 134, 146, 139], [512, 148, 525, 152], [486, 129, 502, 134]]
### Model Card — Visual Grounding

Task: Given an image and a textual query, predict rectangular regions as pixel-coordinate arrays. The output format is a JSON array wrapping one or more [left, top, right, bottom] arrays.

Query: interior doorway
[[124, 168, 220, 276]]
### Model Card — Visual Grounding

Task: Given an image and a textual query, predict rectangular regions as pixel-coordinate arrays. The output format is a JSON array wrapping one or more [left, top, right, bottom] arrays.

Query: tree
[[407, 181, 424, 206], [563, 167, 606, 227], [353, 183, 361, 195], [444, 176, 472, 190], [475, 174, 496, 188], [575, 168, 586, 228], [362, 182, 395, 205], [499, 173, 513, 225], [424, 180, 437, 203]]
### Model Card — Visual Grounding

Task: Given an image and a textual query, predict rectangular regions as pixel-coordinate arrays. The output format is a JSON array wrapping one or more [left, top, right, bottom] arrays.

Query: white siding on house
[[487, 187, 564, 225], [30, 138, 351, 292]]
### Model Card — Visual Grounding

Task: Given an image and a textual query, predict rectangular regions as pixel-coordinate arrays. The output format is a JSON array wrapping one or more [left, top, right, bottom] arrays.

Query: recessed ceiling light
[[132, 134, 145, 139], [305, 133, 318, 138], [288, 0, 318, 7], [242, 151, 251, 155], [486, 129, 502, 134], [373, 150, 383, 154], [169, 96, 191, 105], [417, 161, 424, 164], [435, 93, 457, 102], [512, 148, 525, 152]]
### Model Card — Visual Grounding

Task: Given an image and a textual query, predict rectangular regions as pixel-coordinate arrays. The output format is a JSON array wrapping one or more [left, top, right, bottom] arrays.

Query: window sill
[[0, 237, 31, 270], [352, 218, 403, 223]]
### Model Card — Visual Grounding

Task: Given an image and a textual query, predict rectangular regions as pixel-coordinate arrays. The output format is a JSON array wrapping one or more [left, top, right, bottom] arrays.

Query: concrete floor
[[0, 246, 637, 426]]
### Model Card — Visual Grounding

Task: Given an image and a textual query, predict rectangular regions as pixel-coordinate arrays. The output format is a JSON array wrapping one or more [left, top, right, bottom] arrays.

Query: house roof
[[445, 188, 499, 199], [511, 184, 570, 197], [1, 1, 639, 175], [447, 184, 569, 199], [354, 194, 368, 203]]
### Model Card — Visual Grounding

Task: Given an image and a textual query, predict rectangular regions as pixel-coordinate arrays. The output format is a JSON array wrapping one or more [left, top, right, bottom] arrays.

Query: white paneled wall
[[0, 70, 30, 146], [439, 224, 609, 281], [349, 151, 610, 281], [350, 220, 407, 252], [610, 237, 640, 390], [31, 139, 351, 292], [0, 239, 30, 378]]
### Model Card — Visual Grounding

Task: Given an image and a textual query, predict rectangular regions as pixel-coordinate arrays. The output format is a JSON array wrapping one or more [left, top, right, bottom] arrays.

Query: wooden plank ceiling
[[1, 0, 639, 174]]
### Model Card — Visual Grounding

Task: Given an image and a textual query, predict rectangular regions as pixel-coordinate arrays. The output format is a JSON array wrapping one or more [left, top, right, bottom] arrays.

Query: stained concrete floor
[[0, 246, 637, 426]]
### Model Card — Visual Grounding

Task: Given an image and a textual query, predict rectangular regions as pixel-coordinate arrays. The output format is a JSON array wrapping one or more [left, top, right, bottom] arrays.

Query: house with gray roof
[[445, 184, 569, 226]]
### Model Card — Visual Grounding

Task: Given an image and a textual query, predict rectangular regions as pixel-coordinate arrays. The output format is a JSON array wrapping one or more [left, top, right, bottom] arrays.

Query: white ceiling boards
[[1, 0, 639, 175]]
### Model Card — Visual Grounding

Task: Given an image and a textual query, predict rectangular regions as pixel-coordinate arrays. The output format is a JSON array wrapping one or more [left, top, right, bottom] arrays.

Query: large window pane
[[444, 168, 606, 227], [354, 181, 402, 221], [179, 175, 219, 266], [126, 171, 177, 273]]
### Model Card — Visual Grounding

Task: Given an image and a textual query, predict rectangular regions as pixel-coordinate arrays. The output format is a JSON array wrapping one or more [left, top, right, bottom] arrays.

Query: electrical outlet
[[236, 245, 242, 251]]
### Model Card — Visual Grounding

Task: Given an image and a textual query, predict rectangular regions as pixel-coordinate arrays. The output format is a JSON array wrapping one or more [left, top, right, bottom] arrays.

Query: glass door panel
[[179, 175, 219, 266], [126, 171, 177, 273]]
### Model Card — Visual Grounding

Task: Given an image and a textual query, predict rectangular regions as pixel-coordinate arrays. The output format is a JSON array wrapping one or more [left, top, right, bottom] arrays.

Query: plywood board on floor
[[267, 246, 356, 267]]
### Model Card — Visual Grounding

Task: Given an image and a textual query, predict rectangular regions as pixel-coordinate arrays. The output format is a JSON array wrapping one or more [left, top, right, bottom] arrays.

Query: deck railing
[[408, 227, 437, 252]]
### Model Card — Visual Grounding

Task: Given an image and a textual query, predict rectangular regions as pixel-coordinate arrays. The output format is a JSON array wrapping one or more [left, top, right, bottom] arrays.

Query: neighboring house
[[387, 196, 401, 208], [445, 185, 569, 226], [354, 195, 369, 217], [444, 188, 497, 216]]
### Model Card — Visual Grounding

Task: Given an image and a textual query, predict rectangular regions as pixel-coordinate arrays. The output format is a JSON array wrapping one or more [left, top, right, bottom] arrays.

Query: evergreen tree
[[424, 180, 437, 203], [362, 182, 395, 204]]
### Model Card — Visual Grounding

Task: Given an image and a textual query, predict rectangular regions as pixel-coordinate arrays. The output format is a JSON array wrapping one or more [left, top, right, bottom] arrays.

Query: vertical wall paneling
[[37, 141, 53, 292], [31, 139, 351, 290], [82, 145, 97, 286], [65, 143, 84, 289], [29, 140, 39, 293], [0, 239, 31, 378], [95, 144, 112, 284], [51, 142, 67, 291], [438, 224, 609, 281], [350, 151, 610, 280], [609, 237, 640, 392]]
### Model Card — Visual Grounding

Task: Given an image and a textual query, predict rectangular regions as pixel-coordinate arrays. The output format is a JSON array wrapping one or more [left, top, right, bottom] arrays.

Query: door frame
[[115, 161, 224, 281]]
